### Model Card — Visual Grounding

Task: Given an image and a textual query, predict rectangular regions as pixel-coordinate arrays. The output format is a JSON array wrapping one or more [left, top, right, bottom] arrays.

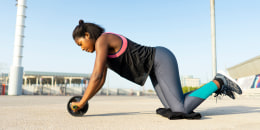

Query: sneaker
[[214, 72, 242, 99]]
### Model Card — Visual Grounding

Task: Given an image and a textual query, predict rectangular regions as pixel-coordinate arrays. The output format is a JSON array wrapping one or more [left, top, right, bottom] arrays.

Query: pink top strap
[[104, 32, 128, 58]]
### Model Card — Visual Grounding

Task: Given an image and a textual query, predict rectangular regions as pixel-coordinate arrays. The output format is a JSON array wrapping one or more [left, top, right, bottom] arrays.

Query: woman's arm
[[88, 66, 107, 99], [77, 35, 109, 107], [71, 67, 107, 111]]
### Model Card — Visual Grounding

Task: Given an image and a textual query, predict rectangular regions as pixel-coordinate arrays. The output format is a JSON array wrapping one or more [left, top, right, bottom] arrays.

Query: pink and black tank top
[[105, 32, 155, 86]]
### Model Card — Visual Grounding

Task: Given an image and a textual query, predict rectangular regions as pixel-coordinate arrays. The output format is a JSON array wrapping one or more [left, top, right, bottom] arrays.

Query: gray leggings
[[150, 47, 218, 114]]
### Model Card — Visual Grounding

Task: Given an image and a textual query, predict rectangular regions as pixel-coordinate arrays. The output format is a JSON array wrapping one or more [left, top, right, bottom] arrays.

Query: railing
[[1, 84, 157, 96], [21, 85, 156, 96]]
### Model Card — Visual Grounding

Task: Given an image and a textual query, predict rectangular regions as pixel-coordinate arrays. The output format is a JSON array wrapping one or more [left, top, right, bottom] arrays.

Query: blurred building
[[0, 73, 8, 84], [181, 75, 201, 87], [1, 71, 91, 87], [1, 71, 155, 96], [227, 55, 260, 89]]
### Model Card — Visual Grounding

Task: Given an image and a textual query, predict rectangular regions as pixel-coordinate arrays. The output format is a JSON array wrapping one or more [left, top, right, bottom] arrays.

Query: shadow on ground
[[85, 111, 154, 117], [200, 106, 260, 117], [80, 106, 260, 119]]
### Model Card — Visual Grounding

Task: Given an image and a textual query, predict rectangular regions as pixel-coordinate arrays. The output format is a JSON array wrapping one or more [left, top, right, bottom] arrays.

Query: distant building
[[0, 73, 8, 84], [181, 75, 201, 87], [1, 71, 91, 87], [1, 71, 155, 96], [227, 55, 260, 89]]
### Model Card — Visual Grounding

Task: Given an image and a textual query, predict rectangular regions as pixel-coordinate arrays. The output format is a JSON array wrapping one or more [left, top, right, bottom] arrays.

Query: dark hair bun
[[79, 20, 84, 25]]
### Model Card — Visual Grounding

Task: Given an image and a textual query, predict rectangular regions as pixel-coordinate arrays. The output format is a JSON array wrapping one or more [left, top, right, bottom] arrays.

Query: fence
[[1, 84, 157, 96], [22, 85, 84, 96], [21, 85, 156, 96]]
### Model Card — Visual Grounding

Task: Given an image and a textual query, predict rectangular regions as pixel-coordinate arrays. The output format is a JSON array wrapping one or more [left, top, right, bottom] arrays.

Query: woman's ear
[[84, 32, 90, 39]]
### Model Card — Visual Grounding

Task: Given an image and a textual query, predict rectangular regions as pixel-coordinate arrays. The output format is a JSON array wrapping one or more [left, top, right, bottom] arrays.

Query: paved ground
[[1, 90, 260, 130]]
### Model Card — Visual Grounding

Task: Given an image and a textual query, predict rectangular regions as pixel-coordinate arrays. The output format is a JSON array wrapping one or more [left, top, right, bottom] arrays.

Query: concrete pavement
[[1, 90, 260, 130]]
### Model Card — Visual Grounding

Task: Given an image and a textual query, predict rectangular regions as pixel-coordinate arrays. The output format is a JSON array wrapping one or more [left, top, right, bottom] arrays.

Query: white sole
[[217, 71, 240, 86]]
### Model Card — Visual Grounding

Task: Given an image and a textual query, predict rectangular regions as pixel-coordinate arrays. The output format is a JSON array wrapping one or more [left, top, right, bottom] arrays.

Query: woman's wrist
[[79, 100, 86, 108]]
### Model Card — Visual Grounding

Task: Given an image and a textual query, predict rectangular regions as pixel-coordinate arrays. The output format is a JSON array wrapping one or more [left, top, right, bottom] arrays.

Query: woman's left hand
[[70, 101, 83, 112]]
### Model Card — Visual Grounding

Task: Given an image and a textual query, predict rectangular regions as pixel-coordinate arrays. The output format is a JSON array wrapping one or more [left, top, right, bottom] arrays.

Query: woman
[[71, 20, 242, 119]]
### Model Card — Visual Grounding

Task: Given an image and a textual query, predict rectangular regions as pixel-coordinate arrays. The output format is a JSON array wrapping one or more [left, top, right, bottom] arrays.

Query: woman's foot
[[214, 72, 242, 99]]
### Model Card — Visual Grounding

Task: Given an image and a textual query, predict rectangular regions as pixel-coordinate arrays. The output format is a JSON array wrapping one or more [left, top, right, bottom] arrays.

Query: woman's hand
[[70, 101, 84, 112]]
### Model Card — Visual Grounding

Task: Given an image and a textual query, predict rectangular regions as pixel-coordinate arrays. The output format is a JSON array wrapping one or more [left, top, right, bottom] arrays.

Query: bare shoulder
[[95, 34, 110, 48], [98, 33, 122, 50], [99, 33, 119, 41], [96, 33, 108, 42]]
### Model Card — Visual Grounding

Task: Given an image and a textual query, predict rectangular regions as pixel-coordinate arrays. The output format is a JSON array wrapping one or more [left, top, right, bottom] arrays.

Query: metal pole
[[8, 0, 27, 95], [210, 0, 217, 78], [106, 71, 109, 96]]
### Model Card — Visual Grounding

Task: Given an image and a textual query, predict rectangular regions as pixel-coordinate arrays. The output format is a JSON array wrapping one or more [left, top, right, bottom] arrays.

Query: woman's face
[[75, 33, 95, 53]]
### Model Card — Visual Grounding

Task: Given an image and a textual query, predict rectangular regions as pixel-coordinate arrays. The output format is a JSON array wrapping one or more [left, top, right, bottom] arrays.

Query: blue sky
[[0, 0, 259, 90]]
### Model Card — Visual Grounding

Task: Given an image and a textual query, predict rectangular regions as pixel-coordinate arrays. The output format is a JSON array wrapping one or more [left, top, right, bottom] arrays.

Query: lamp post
[[8, 0, 27, 95], [210, 0, 217, 78]]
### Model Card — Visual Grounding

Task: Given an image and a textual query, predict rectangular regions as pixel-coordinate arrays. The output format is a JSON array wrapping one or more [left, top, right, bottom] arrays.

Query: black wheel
[[67, 96, 89, 117]]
